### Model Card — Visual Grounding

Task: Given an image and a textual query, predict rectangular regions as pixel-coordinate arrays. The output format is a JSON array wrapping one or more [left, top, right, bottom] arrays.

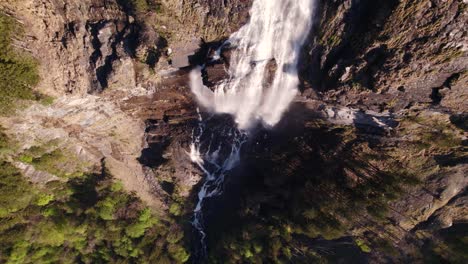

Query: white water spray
[[190, 0, 316, 129], [189, 110, 247, 258], [189, 0, 316, 260]]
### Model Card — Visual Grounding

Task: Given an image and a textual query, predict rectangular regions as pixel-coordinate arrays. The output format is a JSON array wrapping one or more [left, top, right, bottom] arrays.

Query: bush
[[167, 228, 184, 244], [35, 194, 54, 206], [125, 209, 156, 238], [35, 222, 65, 247], [169, 203, 182, 216], [167, 244, 190, 263], [97, 197, 118, 220], [7, 241, 29, 264], [0, 127, 12, 153], [356, 239, 372, 253], [30, 149, 66, 176]]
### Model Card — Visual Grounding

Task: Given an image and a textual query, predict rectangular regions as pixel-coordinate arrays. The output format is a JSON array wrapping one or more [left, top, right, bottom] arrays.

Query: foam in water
[[190, 0, 316, 130], [189, 110, 247, 258], [189, 0, 316, 260]]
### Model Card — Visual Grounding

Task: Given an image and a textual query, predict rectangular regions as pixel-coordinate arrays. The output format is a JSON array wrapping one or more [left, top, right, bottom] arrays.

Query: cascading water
[[190, 0, 316, 130], [188, 0, 316, 261], [189, 111, 247, 259]]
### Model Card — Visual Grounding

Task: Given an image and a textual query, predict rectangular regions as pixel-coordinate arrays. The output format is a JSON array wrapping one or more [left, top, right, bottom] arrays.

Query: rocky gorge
[[0, 0, 466, 263]]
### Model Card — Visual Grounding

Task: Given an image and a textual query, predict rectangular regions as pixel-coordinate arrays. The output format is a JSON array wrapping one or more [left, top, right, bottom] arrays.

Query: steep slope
[[0, 0, 466, 263], [301, 0, 467, 112]]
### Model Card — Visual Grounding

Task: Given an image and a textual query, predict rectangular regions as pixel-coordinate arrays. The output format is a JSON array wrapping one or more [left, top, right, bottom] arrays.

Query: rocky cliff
[[0, 0, 466, 263], [0, 0, 247, 209], [302, 0, 467, 113]]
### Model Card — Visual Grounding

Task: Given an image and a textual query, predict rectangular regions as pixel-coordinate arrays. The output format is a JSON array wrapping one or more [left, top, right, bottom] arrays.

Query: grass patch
[[18, 144, 86, 178]]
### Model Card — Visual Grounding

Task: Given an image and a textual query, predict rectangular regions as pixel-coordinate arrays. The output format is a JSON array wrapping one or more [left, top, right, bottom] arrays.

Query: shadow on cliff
[[197, 102, 417, 263]]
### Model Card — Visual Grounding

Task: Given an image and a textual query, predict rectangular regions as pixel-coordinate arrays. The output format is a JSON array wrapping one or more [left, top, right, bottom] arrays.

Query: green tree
[[0, 13, 39, 114]]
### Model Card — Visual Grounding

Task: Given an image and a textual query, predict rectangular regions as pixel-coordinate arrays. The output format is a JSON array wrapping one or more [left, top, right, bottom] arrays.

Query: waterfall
[[190, 0, 316, 129], [188, 0, 316, 260], [189, 111, 247, 260]]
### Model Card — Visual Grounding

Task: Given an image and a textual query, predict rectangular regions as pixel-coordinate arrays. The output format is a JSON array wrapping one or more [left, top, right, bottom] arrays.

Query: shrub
[[167, 244, 190, 263], [18, 154, 33, 163], [7, 241, 29, 264], [356, 239, 372, 253], [36, 222, 66, 247], [167, 228, 184, 244], [366, 204, 388, 221], [169, 203, 182, 216], [31, 149, 66, 175], [0, 127, 11, 151], [36, 194, 54, 206], [97, 197, 118, 220]]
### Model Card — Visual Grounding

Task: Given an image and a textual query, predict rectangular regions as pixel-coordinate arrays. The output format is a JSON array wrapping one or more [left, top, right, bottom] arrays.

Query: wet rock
[[263, 59, 278, 87], [204, 63, 228, 87]]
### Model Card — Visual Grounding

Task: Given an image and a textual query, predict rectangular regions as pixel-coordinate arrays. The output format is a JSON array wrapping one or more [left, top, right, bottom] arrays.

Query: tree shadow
[[199, 102, 416, 263]]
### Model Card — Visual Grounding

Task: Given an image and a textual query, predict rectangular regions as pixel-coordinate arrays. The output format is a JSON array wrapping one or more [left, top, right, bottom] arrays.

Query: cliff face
[[159, 0, 251, 42], [0, 0, 251, 209], [302, 0, 467, 113], [1, 0, 152, 210], [1, 0, 138, 95], [0, 0, 466, 263], [302, 2, 468, 242]]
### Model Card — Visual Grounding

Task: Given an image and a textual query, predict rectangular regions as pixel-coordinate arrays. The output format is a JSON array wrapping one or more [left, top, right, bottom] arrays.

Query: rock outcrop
[[159, 0, 252, 42], [1, 0, 140, 95], [301, 0, 467, 113], [0, 0, 254, 210]]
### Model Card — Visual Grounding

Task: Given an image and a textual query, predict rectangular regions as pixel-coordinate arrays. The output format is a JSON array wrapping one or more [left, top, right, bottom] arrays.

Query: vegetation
[[0, 131, 190, 263], [200, 110, 465, 263], [0, 127, 15, 158], [204, 124, 423, 263], [423, 224, 468, 264], [0, 13, 40, 115], [18, 147, 82, 178]]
